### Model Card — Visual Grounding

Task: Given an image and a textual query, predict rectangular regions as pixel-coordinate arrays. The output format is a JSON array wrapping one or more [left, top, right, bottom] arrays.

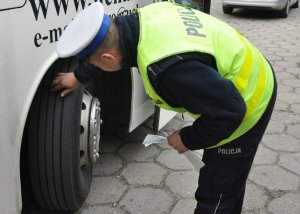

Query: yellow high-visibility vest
[[136, 2, 274, 148]]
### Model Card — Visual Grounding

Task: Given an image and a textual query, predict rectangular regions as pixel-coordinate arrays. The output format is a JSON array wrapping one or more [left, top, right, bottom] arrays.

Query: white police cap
[[57, 2, 110, 59]]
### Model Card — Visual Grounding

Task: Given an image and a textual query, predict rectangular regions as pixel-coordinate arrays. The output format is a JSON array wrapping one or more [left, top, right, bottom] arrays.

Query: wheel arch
[[20, 54, 96, 211], [19, 53, 63, 207], [20, 52, 59, 144]]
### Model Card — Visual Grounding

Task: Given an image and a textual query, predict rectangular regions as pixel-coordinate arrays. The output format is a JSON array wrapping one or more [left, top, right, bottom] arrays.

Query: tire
[[28, 59, 100, 211], [223, 5, 233, 14], [278, 2, 289, 18], [291, 0, 299, 8]]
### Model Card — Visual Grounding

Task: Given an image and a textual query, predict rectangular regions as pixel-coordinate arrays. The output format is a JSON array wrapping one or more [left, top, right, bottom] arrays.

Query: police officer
[[51, 2, 277, 213]]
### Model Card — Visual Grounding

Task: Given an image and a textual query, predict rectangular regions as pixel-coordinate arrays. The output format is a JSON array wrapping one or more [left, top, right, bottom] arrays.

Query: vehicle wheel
[[28, 58, 101, 211], [291, 0, 299, 8], [278, 2, 289, 18], [223, 5, 233, 14]]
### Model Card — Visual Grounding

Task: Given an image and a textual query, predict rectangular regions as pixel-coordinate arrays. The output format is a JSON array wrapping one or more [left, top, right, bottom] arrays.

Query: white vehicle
[[0, 0, 210, 213], [222, 0, 299, 18]]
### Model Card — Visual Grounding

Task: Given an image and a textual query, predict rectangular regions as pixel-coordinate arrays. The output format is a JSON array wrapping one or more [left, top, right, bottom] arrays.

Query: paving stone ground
[[78, 1, 300, 213], [25, 1, 300, 213]]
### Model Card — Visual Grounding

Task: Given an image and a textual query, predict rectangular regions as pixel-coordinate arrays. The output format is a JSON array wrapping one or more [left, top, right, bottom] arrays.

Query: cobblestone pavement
[[26, 1, 300, 213], [77, 1, 300, 214]]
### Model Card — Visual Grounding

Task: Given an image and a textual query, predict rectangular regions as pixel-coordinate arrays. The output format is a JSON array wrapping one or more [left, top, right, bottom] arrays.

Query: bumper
[[222, 0, 287, 10]]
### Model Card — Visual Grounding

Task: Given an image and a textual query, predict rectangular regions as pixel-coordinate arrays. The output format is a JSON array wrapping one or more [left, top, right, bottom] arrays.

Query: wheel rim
[[80, 90, 101, 167]]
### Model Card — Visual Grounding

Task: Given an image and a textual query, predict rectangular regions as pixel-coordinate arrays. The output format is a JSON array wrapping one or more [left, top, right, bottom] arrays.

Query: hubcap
[[80, 90, 102, 167]]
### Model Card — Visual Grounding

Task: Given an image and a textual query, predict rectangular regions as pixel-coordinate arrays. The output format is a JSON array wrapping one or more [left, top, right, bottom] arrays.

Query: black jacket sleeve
[[149, 59, 246, 150]]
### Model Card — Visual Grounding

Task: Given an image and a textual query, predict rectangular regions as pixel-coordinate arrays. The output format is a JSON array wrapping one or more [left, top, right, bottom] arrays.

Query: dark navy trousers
[[194, 77, 277, 214]]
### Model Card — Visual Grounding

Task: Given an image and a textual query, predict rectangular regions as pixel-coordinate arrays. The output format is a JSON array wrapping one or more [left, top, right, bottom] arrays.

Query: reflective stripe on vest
[[136, 2, 274, 148]]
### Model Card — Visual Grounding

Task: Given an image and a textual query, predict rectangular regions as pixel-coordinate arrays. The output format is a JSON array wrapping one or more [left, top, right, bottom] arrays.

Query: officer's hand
[[50, 72, 79, 97], [167, 130, 189, 154]]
